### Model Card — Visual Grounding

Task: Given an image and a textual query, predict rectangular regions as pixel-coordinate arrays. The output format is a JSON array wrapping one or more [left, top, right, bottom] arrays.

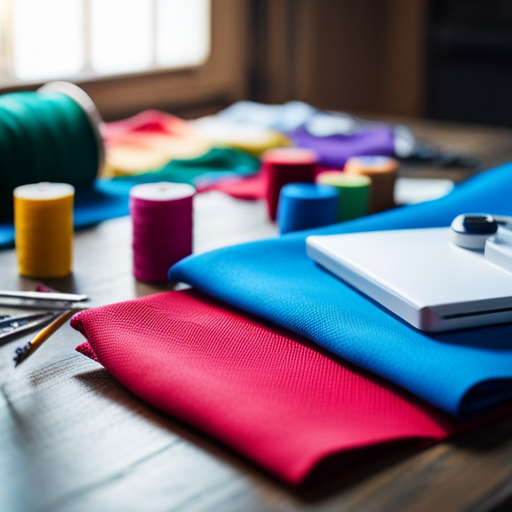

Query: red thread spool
[[130, 182, 195, 282], [263, 148, 317, 220]]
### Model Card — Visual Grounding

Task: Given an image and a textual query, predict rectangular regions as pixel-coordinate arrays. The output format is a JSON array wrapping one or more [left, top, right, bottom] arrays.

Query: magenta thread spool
[[130, 182, 195, 282]]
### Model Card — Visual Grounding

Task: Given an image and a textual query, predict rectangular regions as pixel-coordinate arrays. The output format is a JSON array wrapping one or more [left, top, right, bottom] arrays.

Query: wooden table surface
[[2, 118, 512, 512]]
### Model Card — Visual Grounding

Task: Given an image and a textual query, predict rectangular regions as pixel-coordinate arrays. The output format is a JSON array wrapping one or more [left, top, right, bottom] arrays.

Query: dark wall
[[248, 0, 426, 117], [427, 0, 512, 127]]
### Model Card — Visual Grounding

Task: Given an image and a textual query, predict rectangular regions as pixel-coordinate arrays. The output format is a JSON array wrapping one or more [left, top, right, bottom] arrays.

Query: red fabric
[[71, 290, 498, 485], [101, 110, 194, 142], [196, 172, 267, 200], [197, 166, 340, 202]]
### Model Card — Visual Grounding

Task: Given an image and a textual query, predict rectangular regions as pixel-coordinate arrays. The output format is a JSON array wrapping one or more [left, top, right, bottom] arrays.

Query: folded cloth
[[0, 178, 135, 249], [102, 110, 211, 177], [216, 100, 318, 132], [195, 172, 267, 200], [171, 162, 512, 418], [289, 126, 395, 169], [72, 289, 497, 485], [112, 148, 261, 186], [191, 116, 292, 157]]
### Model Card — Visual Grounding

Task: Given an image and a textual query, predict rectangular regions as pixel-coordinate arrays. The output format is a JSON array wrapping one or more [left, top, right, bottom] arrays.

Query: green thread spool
[[0, 81, 103, 222], [316, 171, 371, 221]]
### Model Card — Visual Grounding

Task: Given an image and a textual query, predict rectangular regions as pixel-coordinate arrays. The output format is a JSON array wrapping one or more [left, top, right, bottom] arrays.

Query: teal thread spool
[[0, 81, 103, 222]]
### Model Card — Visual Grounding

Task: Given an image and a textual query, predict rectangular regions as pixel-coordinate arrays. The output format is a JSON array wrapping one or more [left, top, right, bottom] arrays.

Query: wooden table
[[2, 118, 512, 512]]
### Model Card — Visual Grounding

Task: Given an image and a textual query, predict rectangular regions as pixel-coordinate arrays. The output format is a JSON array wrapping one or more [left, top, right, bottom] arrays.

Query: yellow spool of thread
[[14, 182, 74, 278]]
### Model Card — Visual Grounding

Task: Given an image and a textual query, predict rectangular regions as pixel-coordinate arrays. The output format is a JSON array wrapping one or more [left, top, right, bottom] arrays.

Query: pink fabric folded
[[101, 109, 195, 141], [72, 290, 501, 485], [196, 172, 267, 200], [196, 166, 346, 201]]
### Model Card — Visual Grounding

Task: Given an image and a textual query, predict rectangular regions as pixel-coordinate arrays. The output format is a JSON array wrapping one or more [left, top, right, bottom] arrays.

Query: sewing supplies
[[130, 182, 195, 282], [14, 182, 75, 277], [0, 297, 88, 310], [0, 312, 59, 341], [316, 171, 371, 221], [262, 148, 317, 220], [277, 183, 339, 235], [13, 310, 75, 367], [344, 156, 399, 213], [0, 81, 103, 222], [0, 311, 56, 326], [0, 290, 88, 310], [0, 290, 88, 302]]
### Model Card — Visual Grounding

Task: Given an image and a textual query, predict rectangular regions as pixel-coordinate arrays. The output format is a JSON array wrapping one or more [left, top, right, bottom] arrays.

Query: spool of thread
[[316, 171, 371, 222], [130, 182, 195, 282], [263, 148, 317, 220], [0, 81, 103, 222], [344, 156, 398, 213], [14, 182, 74, 278], [277, 183, 339, 235]]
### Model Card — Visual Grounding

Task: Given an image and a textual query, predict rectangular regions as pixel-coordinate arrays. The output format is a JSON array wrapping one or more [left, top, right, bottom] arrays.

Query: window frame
[[0, 0, 249, 120]]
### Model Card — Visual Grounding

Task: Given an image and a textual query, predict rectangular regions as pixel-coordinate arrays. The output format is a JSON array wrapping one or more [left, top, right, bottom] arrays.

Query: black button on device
[[451, 213, 498, 250], [462, 214, 498, 234]]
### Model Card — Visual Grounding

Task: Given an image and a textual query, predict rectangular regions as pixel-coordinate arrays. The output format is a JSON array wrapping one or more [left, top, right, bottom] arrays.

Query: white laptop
[[306, 227, 512, 332]]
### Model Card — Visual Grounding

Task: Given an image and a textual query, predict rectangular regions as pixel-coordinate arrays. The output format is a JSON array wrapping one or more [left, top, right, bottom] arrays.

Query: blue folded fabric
[[0, 179, 134, 249], [171, 162, 512, 418]]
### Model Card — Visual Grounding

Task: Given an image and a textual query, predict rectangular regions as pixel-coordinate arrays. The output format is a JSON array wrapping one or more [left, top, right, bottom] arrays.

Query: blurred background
[[0, 0, 511, 126]]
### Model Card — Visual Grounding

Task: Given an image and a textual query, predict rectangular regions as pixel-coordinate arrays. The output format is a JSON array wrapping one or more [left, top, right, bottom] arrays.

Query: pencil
[[13, 310, 75, 367]]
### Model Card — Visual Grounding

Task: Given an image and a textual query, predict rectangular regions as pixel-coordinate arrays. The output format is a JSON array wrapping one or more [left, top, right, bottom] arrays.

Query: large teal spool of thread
[[0, 82, 103, 222]]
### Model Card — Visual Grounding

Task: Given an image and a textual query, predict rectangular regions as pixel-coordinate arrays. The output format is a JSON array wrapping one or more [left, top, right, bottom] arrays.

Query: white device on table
[[306, 213, 512, 332]]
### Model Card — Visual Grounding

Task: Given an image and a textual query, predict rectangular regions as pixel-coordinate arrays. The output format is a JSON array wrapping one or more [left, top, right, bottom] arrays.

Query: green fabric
[[112, 147, 261, 186], [0, 91, 99, 222]]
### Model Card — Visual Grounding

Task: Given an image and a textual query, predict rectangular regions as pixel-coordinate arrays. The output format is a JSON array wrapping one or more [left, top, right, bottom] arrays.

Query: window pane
[[156, 0, 210, 68], [13, 0, 83, 80], [91, 0, 152, 75]]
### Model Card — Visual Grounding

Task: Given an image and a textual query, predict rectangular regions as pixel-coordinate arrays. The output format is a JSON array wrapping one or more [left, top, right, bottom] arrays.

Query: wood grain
[[2, 118, 512, 512]]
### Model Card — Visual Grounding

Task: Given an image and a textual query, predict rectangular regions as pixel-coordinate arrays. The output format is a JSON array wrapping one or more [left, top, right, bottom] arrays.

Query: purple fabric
[[289, 127, 396, 169]]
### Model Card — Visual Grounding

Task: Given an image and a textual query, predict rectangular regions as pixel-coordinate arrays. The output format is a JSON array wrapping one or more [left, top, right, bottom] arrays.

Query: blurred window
[[0, 0, 211, 84]]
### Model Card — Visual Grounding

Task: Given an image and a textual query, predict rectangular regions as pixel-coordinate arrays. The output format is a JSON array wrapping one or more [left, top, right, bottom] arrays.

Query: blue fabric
[[0, 178, 135, 249], [171, 162, 512, 418]]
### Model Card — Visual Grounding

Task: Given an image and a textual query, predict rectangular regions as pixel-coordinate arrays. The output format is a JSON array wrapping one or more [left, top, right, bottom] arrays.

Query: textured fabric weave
[[171, 162, 512, 418], [72, 290, 480, 485]]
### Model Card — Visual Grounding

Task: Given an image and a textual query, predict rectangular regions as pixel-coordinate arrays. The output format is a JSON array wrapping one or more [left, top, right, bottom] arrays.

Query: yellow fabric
[[104, 137, 211, 178], [222, 130, 292, 157], [15, 192, 74, 277]]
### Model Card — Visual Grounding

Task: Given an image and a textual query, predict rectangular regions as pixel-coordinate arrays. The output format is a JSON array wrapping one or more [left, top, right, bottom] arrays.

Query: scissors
[[0, 290, 89, 340], [0, 290, 88, 310], [0, 312, 62, 340]]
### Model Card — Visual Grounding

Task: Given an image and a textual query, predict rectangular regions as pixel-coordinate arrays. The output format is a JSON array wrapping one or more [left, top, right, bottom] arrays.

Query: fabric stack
[[73, 160, 512, 485]]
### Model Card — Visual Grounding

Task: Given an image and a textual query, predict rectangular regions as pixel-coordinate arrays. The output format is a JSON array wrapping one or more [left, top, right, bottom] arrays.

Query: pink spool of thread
[[263, 148, 318, 220], [130, 182, 195, 282]]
